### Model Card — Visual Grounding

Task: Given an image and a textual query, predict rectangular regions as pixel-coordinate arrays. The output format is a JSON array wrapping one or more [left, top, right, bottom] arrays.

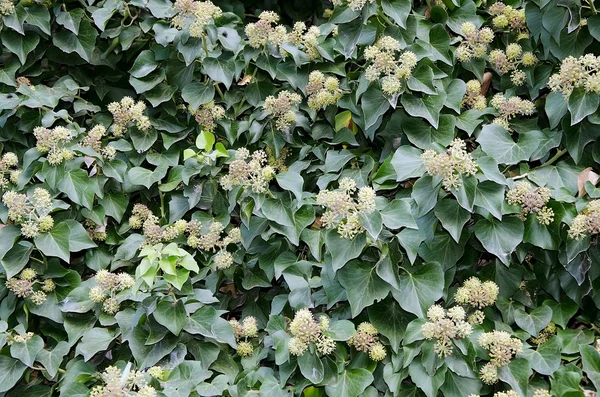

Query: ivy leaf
[[52, 19, 98, 62], [381, 0, 411, 28], [368, 299, 413, 353], [473, 181, 505, 220], [10, 334, 44, 367], [338, 261, 391, 317], [391, 146, 425, 182], [568, 87, 599, 125], [543, 299, 578, 329], [528, 336, 561, 375], [474, 217, 524, 265], [2, 241, 33, 279], [546, 91, 568, 129], [154, 300, 187, 336], [401, 93, 445, 128], [434, 199, 470, 243], [34, 222, 71, 262], [0, 356, 27, 393], [181, 83, 215, 109], [1, 30, 40, 64], [202, 56, 235, 89], [498, 358, 532, 396], [337, 18, 363, 59], [408, 357, 447, 397], [57, 169, 95, 210], [75, 328, 117, 361], [402, 114, 455, 150], [514, 306, 553, 336], [37, 341, 70, 378], [298, 353, 324, 384], [581, 344, 600, 390], [477, 124, 539, 165], [361, 86, 390, 135], [324, 369, 373, 397], [128, 165, 169, 189], [325, 231, 366, 273], [396, 262, 444, 317], [440, 371, 481, 397]]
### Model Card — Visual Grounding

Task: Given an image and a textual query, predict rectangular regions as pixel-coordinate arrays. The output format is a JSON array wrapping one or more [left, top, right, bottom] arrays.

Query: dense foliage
[[2, 0, 600, 395]]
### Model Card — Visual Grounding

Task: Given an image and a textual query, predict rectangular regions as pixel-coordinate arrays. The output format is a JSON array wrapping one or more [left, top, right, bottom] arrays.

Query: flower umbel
[[220, 149, 277, 193], [421, 304, 472, 357], [288, 309, 336, 357], [171, 0, 222, 38], [316, 178, 377, 239], [506, 181, 554, 225], [107, 97, 151, 137], [3, 188, 53, 238], [422, 138, 478, 190], [306, 71, 343, 110], [548, 54, 600, 96], [347, 322, 386, 361], [264, 91, 302, 133], [568, 199, 600, 239], [478, 331, 523, 384], [364, 36, 417, 96]]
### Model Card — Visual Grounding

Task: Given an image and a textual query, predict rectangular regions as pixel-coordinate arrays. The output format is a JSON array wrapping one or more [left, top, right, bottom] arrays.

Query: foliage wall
[[1, 0, 600, 396]]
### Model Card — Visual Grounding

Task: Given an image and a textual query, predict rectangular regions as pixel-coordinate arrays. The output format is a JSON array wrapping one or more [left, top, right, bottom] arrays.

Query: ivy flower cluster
[[5, 268, 56, 305], [287, 309, 336, 357], [316, 178, 377, 239], [531, 322, 556, 345], [33, 125, 74, 165], [185, 221, 241, 269], [230, 316, 259, 357], [306, 71, 343, 110], [171, 0, 222, 38], [85, 218, 108, 242], [506, 181, 554, 225], [478, 331, 523, 384], [129, 204, 166, 245], [6, 331, 34, 345], [0, 152, 21, 189], [455, 277, 499, 308], [264, 90, 302, 132], [455, 22, 494, 62], [454, 277, 499, 324], [245, 11, 287, 52], [462, 80, 487, 111], [192, 101, 225, 132], [488, 2, 527, 35], [331, 0, 375, 11], [421, 305, 472, 357], [287, 22, 322, 60], [0, 0, 14, 16], [2, 188, 53, 238], [490, 93, 536, 130], [81, 125, 117, 161], [88, 270, 135, 315], [364, 36, 418, 96], [568, 199, 600, 239], [489, 43, 537, 85], [347, 322, 387, 361], [90, 365, 161, 397], [548, 54, 600, 96], [422, 138, 478, 190], [108, 97, 151, 137], [220, 148, 276, 193]]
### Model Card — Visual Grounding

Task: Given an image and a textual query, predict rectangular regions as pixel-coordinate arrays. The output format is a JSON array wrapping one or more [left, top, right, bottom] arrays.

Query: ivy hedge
[[1, 0, 600, 396]]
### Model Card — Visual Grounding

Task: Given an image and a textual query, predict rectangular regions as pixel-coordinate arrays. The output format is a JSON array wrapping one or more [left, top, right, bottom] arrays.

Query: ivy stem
[[215, 83, 225, 101], [540, 148, 567, 167], [590, 0, 598, 14], [159, 190, 166, 220]]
